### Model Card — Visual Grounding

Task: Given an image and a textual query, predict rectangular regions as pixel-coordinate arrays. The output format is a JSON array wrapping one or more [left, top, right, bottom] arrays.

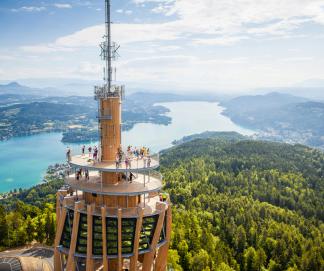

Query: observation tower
[[54, 1, 172, 270]]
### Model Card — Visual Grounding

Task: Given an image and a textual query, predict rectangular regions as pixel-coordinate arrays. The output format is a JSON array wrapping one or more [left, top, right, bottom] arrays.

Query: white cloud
[[20, 22, 181, 53], [21, 45, 75, 53], [19, 0, 324, 54], [193, 36, 249, 46], [53, 3, 72, 9], [116, 9, 133, 15], [11, 6, 46, 12], [76, 62, 102, 77], [280, 57, 313, 62], [136, 0, 324, 37], [0, 54, 16, 61], [133, 0, 171, 3], [3, 0, 324, 92]]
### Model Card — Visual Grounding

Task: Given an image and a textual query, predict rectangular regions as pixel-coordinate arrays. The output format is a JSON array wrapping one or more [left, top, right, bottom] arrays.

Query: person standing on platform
[[115, 152, 120, 168], [66, 166, 71, 177], [118, 147, 124, 165], [147, 156, 151, 168], [93, 146, 98, 161], [129, 172, 135, 183], [66, 147, 71, 162], [125, 155, 130, 169], [82, 145, 85, 156], [88, 146, 92, 157]]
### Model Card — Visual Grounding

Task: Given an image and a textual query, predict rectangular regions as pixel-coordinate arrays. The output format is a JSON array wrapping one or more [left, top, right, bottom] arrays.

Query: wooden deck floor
[[65, 171, 162, 196], [69, 155, 159, 172]]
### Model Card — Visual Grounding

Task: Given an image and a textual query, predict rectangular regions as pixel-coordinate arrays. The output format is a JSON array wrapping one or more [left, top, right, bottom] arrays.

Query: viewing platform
[[65, 171, 163, 196], [69, 154, 159, 172]]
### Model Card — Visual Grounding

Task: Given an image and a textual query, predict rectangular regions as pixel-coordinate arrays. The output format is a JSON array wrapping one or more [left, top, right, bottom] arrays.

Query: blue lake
[[0, 101, 254, 193]]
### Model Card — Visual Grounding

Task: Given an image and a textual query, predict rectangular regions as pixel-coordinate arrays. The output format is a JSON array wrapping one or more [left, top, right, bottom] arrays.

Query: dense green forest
[[161, 137, 324, 271], [0, 179, 63, 250], [0, 136, 323, 270]]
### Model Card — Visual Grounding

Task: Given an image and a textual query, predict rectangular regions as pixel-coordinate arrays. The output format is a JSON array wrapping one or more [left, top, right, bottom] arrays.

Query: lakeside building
[[53, 1, 172, 270]]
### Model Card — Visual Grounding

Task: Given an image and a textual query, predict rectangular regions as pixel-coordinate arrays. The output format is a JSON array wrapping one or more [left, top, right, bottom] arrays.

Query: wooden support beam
[[130, 207, 144, 271], [155, 205, 172, 271], [142, 203, 166, 271], [54, 200, 67, 271], [56, 190, 67, 227], [66, 201, 84, 271], [86, 204, 95, 271], [101, 207, 108, 271], [117, 208, 123, 271]]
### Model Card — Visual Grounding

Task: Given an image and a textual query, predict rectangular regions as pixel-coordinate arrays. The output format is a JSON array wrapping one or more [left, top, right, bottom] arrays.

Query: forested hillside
[[0, 137, 323, 270], [0, 179, 63, 250], [161, 138, 324, 271]]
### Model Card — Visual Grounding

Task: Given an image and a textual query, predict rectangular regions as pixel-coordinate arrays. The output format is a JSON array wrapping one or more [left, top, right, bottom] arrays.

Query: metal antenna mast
[[96, 0, 121, 100], [105, 0, 112, 91]]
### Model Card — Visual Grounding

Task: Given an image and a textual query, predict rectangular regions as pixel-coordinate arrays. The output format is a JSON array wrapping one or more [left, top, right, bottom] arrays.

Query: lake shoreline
[[0, 101, 254, 193]]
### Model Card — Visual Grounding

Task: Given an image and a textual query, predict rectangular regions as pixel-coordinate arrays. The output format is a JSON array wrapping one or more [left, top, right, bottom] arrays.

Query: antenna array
[[100, 0, 120, 91]]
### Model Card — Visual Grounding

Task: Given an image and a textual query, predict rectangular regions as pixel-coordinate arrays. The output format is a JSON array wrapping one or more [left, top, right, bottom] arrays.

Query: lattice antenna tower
[[100, 0, 120, 91]]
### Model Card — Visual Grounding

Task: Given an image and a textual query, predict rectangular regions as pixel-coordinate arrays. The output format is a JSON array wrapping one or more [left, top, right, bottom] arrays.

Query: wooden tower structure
[[54, 1, 172, 270]]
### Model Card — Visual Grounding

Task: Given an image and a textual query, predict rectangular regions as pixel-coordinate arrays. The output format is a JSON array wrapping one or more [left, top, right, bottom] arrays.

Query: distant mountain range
[[223, 92, 309, 111], [222, 92, 324, 149], [0, 82, 67, 97], [249, 78, 324, 100], [255, 87, 324, 100]]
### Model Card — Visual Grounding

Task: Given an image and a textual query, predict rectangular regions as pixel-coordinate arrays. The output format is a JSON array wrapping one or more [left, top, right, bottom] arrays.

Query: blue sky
[[0, 0, 324, 93]]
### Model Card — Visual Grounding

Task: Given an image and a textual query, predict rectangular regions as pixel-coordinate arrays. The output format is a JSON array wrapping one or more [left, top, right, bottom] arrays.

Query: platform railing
[[67, 150, 159, 172], [64, 170, 162, 196], [63, 195, 167, 218]]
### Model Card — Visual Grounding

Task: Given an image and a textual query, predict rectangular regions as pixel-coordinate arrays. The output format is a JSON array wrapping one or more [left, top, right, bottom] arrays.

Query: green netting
[[106, 217, 118, 255], [60, 210, 74, 249], [139, 214, 158, 251], [121, 218, 136, 254], [93, 216, 103, 256], [76, 213, 88, 254], [89, 214, 161, 256]]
